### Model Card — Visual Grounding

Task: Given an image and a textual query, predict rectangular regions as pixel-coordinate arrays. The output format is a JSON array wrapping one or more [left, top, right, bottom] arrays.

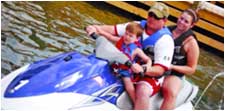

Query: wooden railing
[[104, 1, 224, 52]]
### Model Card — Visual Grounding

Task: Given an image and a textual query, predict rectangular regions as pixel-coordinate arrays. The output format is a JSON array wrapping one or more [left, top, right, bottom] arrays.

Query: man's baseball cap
[[148, 2, 169, 19]]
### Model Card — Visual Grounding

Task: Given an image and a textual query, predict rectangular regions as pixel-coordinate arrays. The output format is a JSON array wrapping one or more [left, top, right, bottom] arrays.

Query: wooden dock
[[103, 1, 224, 54]]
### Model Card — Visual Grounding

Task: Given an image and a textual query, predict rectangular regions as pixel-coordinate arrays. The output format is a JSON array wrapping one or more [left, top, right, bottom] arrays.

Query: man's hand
[[85, 25, 97, 36], [169, 64, 173, 70], [131, 63, 144, 74]]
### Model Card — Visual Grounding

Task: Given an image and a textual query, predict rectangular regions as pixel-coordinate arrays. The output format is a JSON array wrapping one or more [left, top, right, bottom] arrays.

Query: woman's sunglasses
[[148, 12, 164, 20]]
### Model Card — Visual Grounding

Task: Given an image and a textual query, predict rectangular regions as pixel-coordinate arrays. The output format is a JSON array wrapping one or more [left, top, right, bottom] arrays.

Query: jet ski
[[1, 34, 198, 110]]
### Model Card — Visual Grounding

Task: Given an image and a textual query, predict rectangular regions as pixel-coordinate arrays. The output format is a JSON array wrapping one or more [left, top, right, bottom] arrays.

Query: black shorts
[[170, 70, 184, 78], [164, 70, 184, 78]]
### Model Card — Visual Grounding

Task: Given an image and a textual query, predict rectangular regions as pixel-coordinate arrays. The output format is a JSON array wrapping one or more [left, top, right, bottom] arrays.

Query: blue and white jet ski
[[1, 34, 199, 110]]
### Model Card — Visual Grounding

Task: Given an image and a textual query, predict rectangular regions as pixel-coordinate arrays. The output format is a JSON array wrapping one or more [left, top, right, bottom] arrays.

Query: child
[[95, 22, 152, 105]]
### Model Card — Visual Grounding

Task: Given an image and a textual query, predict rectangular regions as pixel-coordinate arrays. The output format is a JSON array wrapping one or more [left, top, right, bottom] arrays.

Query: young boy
[[95, 22, 152, 105]]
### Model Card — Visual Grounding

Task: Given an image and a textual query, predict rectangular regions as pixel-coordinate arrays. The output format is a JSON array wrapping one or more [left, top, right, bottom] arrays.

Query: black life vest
[[167, 25, 197, 77]]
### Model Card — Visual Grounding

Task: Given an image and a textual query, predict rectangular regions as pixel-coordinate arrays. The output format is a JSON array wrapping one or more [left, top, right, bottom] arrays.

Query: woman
[[160, 8, 200, 109]]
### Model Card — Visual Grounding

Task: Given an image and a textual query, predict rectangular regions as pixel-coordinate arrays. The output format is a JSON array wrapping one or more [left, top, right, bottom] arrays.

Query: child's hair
[[126, 22, 144, 38]]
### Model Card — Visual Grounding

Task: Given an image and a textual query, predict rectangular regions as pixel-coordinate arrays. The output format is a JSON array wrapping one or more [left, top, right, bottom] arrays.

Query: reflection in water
[[1, 1, 98, 75], [1, 1, 224, 110]]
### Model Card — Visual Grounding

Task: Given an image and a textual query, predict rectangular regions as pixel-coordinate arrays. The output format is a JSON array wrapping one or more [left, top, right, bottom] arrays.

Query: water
[[194, 72, 224, 108], [1, 1, 224, 110]]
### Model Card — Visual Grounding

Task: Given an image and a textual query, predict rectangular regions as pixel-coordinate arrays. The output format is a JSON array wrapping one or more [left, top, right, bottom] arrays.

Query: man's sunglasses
[[148, 12, 164, 20]]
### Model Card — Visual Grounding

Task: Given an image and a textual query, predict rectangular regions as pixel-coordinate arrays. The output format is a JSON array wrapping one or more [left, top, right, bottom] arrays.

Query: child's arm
[[133, 48, 152, 67]]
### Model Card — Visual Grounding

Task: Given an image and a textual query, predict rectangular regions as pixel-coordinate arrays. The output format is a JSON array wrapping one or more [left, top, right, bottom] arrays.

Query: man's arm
[[145, 35, 174, 77], [95, 26, 120, 43], [131, 49, 164, 76], [86, 22, 131, 38], [86, 25, 122, 43], [86, 25, 115, 35], [145, 65, 166, 76]]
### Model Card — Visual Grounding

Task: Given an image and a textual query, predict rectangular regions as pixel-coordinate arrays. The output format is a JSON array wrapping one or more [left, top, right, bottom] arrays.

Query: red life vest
[[114, 37, 142, 70]]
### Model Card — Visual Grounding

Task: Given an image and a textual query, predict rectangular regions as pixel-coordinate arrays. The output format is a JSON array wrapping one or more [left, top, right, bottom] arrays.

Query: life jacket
[[115, 37, 145, 81], [114, 36, 142, 70], [139, 20, 172, 60], [167, 25, 197, 77]]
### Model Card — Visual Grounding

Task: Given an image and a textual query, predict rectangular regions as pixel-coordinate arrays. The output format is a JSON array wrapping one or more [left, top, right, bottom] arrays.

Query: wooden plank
[[166, 21, 224, 52], [162, 1, 224, 27], [104, 1, 224, 52], [140, 1, 155, 6], [105, 1, 147, 19], [210, 1, 217, 5], [198, 9, 224, 27], [196, 19, 224, 38], [139, 1, 224, 37], [218, 1, 224, 4], [163, 1, 190, 10], [194, 32, 224, 52]]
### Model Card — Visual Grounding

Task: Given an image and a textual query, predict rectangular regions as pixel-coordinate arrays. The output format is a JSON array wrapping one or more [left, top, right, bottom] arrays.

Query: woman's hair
[[126, 22, 144, 38], [183, 9, 200, 24]]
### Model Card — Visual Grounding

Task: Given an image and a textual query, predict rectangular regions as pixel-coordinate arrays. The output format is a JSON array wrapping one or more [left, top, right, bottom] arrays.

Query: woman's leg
[[160, 75, 182, 109]]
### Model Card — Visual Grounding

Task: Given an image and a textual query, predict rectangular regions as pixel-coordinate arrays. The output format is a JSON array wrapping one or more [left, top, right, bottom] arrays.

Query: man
[[86, 2, 174, 109]]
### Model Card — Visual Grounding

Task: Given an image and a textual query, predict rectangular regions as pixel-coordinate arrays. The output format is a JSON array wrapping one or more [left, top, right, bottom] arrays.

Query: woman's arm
[[171, 36, 199, 75]]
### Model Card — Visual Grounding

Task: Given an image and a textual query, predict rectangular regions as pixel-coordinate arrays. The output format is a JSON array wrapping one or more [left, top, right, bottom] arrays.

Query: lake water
[[1, 1, 224, 110]]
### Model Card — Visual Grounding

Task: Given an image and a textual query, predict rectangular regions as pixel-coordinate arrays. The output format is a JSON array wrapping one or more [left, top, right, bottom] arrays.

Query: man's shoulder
[[159, 34, 174, 43], [155, 34, 174, 50]]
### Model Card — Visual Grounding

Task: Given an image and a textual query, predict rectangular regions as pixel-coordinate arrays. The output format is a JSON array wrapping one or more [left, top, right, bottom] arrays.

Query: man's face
[[146, 12, 166, 31]]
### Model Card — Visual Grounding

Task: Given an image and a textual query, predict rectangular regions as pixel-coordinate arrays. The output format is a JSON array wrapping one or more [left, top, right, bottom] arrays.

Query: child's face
[[123, 30, 137, 45]]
